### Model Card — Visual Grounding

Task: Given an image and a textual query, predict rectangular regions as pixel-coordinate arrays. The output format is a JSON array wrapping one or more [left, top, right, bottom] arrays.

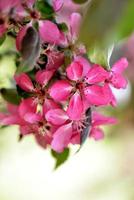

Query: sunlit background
[[0, 0, 134, 200]]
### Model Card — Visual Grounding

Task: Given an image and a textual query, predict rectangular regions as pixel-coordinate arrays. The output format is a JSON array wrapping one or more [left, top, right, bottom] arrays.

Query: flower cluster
[[0, 0, 128, 153]]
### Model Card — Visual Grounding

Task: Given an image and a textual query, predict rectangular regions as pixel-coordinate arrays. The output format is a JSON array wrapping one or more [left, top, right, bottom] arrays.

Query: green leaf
[[0, 88, 21, 105], [80, 108, 92, 146], [89, 44, 114, 68], [79, 0, 132, 48], [36, 0, 54, 19], [51, 148, 70, 169], [0, 34, 6, 46], [58, 23, 68, 32], [73, 0, 88, 4], [17, 26, 40, 73]]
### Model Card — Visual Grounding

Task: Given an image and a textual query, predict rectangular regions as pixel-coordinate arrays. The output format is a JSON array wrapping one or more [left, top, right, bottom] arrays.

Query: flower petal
[[35, 69, 54, 86], [43, 98, 60, 115], [18, 98, 37, 119], [110, 73, 128, 89], [85, 64, 109, 84], [92, 112, 117, 126], [51, 123, 73, 152], [45, 109, 68, 125], [74, 56, 91, 77], [67, 92, 83, 121], [66, 61, 83, 81], [112, 57, 128, 74], [84, 84, 112, 106], [49, 80, 72, 102], [90, 127, 104, 141], [39, 20, 63, 45]]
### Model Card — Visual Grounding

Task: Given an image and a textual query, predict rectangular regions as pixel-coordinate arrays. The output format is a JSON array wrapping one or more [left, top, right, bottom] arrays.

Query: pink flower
[[50, 58, 111, 109]]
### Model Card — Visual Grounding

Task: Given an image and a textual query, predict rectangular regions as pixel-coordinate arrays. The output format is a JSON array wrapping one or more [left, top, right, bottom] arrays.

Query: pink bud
[[14, 73, 34, 92], [70, 12, 82, 39], [52, 0, 63, 12]]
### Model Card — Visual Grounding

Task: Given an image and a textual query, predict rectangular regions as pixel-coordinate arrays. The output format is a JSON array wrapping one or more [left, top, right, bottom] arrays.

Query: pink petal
[[90, 127, 104, 141], [67, 92, 83, 121], [84, 84, 112, 106], [74, 56, 91, 77], [66, 61, 83, 81], [45, 109, 68, 125], [35, 133, 52, 149], [7, 103, 19, 114], [23, 112, 42, 124], [49, 80, 72, 102], [18, 98, 37, 118], [39, 20, 63, 45], [70, 132, 80, 144], [14, 73, 34, 92], [51, 123, 73, 152], [92, 112, 117, 126], [85, 64, 109, 84], [70, 12, 82, 39], [43, 98, 60, 115], [0, 113, 24, 125], [35, 69, 54, 86], [110, 73, 128, 89], [112, 57, 128, 74], [52, 0, 63, 12]]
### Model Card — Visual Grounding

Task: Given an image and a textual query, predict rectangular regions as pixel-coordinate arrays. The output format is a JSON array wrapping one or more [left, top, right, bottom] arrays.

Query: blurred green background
[[0, 0, 134, 200]]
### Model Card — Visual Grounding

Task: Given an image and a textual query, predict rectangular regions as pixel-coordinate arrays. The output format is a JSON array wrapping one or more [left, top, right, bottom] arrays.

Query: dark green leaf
[[0, 34, 6, 46], [58, 23, 68, 32], [73, 0, 89, 4], [80, 108, 92, 146], [36, 0, 54, 19], [16, 85, 31, 99], [0, 88, 21, 105], [51, 148, 70, 169], [17, 26, 40, 73]]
